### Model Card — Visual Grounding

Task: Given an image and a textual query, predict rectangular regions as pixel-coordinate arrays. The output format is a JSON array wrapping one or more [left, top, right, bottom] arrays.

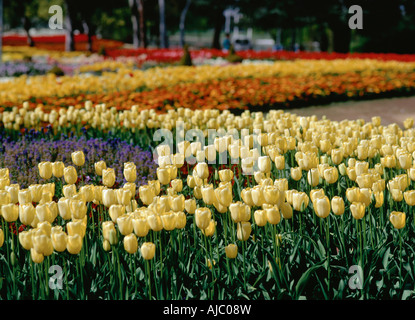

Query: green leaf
[[294, 259, 326, 299]]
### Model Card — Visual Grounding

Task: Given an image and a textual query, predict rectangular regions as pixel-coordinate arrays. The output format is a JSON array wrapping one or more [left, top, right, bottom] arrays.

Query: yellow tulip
[[38, 161, 53, 180], [175, 211, 187, 229], [280, 202, 293, 219], [218, 169, 233, 182], [18, 230, 33, 250], [30, 248, 44, 264], [147, 213, 163, 232], [102, 221, 116, 242], [290, 167, 302, 181], [64, 166, 78, 185], [117, 214, 134, 235], [71, 151, 85, 166], [63, 184, 77, 198], [18, 188, 32, 205], [201, 184, 217, 206], [169, 194, 185, 212], [237, 221, 252, 241], [0, 228, 4, 248], [70, 199, 87, 220], [102, 168, 116, 188], [123, 233, 138, 254], [139, 185, 156, 206], [94, 160, 107, 176], [331, 196, 345, 216], [350, 202, 365, 220], [2, 203, 19, 222], [132, 217, 150, 237], [109, 204, 126, 223], [258, 156, 271, 173], [292, 191, 309, 212], [225, 243, 238, 259], [254, 209, 268, 227], [67, 234, 83, 254], [323, 167, 338, 184], [195, 207, 212, 230], [123, 162, 137, 183], [194, 162, 209, 180], [51, 230, 68, 252], [390, 211, 406, 229], [404, 190, 415, 206], [266, 206, 281, 225], [241, 188, 254, 207], [184, 198, 196, 214], [141, 242, 156, 260], [52, 161, 65, 178], [79, 185, 95, 202], [202, 219, 216, 237], [171, 179, 183, 193], [19, 203, 35, 225], [314, 196, 330, 219], [215, 184, 232, 207]]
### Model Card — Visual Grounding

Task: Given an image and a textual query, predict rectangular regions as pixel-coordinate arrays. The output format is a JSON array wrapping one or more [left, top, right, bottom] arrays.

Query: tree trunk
[[179, 0, 191, 48], [212, 8, 224, 49], [22, 16, 34, 47], [129, 0, 140, 48], [328, 20, 351, 53], [158, 0, 167, 48], [64, 0, 76, 52], [138, 0, 147, 48]]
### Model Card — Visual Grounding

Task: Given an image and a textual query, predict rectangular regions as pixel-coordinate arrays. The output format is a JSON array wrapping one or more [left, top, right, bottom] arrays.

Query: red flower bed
[[105, 47, 415, 63], [3, 34, 123, 52]]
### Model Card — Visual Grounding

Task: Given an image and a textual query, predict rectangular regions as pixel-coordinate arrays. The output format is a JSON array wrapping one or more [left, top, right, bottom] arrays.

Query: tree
[[179, 0, 191, 47], [158, 0, 167, 48]]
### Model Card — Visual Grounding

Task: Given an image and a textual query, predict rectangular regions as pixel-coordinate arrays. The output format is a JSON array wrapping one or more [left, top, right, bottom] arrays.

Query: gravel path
[[288, 96, 415, 126]]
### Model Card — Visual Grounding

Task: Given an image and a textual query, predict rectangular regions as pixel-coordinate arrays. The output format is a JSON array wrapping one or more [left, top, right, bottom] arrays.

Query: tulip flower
[[169, 194, 185, 212], [124, 233, 138, 254], [132, 217, 150, 237], [331, 196, 345, 216], [175, 211, 187, 229], [70, 199, 87, 220], [141, 242, 156, 260], [51, 231, 68, 252], [67, 234, 83, 255], [350, 202, 365, 220], [123, 162, 137, 183], [194, 162, 209, 180], [225, 243, 238, 259], [38, 162, 53, 180], [2, 203, 19, 222], [254, 210, 267, 227], [291, 167, 302, 181], [18, 188, 31, 205], [218, 169, 233, 182], [202, 219, 216, 237], [184, 199, 196, 214], [19, 230, 33, 250], [94, 160, 107, 176], [0, 228, 4, 248], [314, 196, 330, 219], [30, 248, 44, 264], [147, 213, 163, 232], [195, 207, 212, 230], [292, 191, 309, 212], [72, 151, 85, 166], [102, 168, 116, 188], [170, 179, 183, 193], [64, 166, 78, 185], [280, 202, 293, 219], [237, 221, 252, 241], [19, 203, 35, 225], [390, 211, 406, 229], [5, 184, 19, 204], [52, 161, 65, 178], [266, 206, 281, 225], [67, 220, 86, 238]]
